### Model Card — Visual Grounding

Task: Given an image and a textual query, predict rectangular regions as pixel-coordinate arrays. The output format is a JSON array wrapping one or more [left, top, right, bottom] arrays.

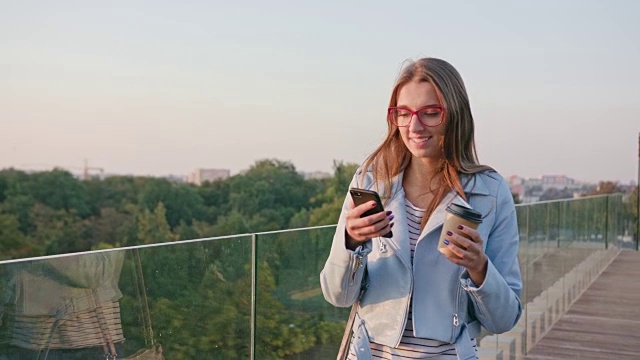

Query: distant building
[[507, 175, 525, 202], [186, 168, 230, 186], [300, 171, 332, 180], [540, 175, 576, 190], [163, 174, 186, 183], [507, 174, 590, 204]]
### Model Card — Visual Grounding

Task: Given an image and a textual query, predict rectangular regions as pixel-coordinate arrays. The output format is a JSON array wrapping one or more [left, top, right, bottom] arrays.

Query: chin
[[410, 153, 445, 166], [410, 149, 440, 159]]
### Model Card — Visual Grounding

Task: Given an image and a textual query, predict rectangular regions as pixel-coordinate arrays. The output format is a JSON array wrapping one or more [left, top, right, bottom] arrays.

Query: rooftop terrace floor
[[525, 250, 640, 360]]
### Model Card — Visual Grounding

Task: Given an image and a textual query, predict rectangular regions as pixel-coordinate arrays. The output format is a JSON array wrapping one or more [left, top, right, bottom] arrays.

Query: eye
[[396, 109, 411, 118], [420, 108, 442, 117]]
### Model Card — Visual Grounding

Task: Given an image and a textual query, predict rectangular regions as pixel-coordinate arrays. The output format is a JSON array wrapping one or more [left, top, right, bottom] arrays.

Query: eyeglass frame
[[387, 105, 446, 128]]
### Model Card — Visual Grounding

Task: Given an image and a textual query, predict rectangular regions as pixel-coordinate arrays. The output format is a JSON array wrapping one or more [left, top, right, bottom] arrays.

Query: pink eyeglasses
[[387, 105, 445, 127]]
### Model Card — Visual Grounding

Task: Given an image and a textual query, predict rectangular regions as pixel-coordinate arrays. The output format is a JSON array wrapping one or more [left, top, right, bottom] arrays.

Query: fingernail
[[390, 222, 395, 228], [371, 202, 377, 207], [446, 231, 453, 236], [443, 239, 450, 245], [457, 225, 464, 230], [388, 214, 395, 221], [386, 210, 392, 216]]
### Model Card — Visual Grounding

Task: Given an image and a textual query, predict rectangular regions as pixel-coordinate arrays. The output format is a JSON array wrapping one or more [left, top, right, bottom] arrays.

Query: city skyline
[[2, 161, 627, 189], [2, 1, 639, 184]]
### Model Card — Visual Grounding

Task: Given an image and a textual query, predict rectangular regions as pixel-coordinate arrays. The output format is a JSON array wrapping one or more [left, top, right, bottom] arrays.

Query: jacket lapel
[[418, 191, 457, 240], [417, 173, 490, 240], [386, 191, 412, 268], [364, 170, 413, 269]]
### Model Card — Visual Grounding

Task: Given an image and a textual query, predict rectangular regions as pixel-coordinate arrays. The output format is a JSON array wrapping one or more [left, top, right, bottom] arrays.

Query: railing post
[[636, 132, 639, 251], [604, 196, 609, 249], [546, 202, 550, 254], [557, 202, 561, 248], [250, 233, 258, 360]]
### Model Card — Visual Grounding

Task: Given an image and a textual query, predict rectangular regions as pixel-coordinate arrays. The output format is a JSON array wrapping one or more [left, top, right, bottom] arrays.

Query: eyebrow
[[394, 104, 441, 109]]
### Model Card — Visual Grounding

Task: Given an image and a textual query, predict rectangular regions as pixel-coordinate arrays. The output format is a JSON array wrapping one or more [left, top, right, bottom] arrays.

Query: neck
[[405, 156, 442, 187]]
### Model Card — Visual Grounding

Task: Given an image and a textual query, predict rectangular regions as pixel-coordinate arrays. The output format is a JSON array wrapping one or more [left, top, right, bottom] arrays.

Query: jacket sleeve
[[460, 178, 523, 334], [320, 171, 372, 308]]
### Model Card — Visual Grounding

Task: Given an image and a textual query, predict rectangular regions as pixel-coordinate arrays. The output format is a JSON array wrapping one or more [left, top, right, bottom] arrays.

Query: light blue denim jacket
[[320, 168, 522, 359]]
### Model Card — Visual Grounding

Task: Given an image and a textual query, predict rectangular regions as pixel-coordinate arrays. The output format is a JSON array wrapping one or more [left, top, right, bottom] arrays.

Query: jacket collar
[[461, 173, 491, 196], [419, 173, 491, 242], [379, 169, 490, 197], [419, 191, 461, 240]]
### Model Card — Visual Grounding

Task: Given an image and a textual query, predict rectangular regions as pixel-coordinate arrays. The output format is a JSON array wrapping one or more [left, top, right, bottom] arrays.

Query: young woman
[[321, 58, 522, 359]]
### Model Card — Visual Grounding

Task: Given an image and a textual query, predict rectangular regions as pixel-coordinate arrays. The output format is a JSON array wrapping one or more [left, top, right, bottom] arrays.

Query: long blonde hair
[[363, 58, 492, 223]]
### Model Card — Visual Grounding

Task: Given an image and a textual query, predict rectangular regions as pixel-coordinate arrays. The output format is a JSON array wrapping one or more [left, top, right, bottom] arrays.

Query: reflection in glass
[[1, 251, 125, 359]]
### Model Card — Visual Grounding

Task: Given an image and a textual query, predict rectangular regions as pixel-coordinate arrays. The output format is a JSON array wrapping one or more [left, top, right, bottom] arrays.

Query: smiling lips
[[410, 136, 433, 147]]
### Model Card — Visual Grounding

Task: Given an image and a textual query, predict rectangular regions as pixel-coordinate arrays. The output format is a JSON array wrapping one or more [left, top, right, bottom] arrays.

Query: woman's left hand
[[442, 225, 488, 286]]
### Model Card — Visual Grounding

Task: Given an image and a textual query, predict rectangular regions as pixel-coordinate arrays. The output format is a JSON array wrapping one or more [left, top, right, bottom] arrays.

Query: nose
[[408, 113, 424, 132]]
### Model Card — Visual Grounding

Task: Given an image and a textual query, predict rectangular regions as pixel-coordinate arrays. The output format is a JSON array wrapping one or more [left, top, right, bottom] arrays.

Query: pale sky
[[1, 1, 639, 183]]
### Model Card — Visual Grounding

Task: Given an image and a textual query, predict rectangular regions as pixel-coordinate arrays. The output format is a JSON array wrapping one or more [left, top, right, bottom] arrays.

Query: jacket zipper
[[397, 271, 414, 347], [383, 237, 413, 347], [349, 254, 363, 286], [450, 268, 463, 342]]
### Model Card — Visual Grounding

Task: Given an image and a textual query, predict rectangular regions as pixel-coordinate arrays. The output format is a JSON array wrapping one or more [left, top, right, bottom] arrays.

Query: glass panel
[[254, 226, 343, 359], [613, 194, 633, 249], [516, 204, 529, 356], [0, 235, 252, 359], [0, 194, 628, 360], [490, 194, 629, 358]]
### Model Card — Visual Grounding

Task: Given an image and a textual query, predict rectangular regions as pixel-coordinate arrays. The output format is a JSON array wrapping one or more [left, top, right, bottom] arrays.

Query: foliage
[[0, 160, 358, 358], [0, 160, 355, 257], [583, 181, 629, 196], [308, 161, 358, 226], [539, 187, 574, 201], [511, 192, 522, 205]]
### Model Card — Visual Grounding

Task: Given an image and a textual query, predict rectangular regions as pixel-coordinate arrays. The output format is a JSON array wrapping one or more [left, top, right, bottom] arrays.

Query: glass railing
[[0, 194, 633, 359], [479, 194, 630, 359]]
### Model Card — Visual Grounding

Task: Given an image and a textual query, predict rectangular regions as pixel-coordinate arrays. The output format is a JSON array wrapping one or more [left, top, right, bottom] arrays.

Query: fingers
[[346, 204, 394, 241], [443, 232, 479, 256], [350, 201, 377, 218], [347, 213, 391, 240], [442, 241, 485, 271], [356, 215, 393, 239], [441, 226, 487, 273], [457, 225, 482, 244]]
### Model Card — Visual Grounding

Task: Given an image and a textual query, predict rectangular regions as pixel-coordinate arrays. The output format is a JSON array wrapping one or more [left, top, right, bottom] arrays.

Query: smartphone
[[349, 188, 393, 238]]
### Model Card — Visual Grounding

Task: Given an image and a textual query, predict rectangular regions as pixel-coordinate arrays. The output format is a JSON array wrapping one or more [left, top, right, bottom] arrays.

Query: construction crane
[[82, 159, 104, 180]]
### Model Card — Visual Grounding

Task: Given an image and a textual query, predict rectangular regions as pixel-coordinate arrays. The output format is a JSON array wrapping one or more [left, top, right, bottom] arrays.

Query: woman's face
[[395, 80, 446, 161]]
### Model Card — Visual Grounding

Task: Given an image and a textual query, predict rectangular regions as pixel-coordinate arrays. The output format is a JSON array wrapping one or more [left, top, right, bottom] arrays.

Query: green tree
[[211, 210, 250, 236], [0, 175, 8, 203], [89, 207, 135, 247], [84, 176, 142, 214], [228, 159, 312, 219], [584, 181, 627, 196], [139, 179, 205, 229], [539, 187, 574, 201], [0, 194, 34, 233], [134, 202, 177, 245], [308, 161, 358, 226], [0, 212, 29, 260], [28, 204, 92, 255], [27, 169, 91, 217], [512, 192, 522, 204], [197, 179, 232, 225]]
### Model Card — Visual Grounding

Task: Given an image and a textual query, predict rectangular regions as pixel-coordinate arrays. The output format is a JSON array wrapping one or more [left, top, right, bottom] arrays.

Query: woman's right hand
[[345, 199, 394, 250]]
